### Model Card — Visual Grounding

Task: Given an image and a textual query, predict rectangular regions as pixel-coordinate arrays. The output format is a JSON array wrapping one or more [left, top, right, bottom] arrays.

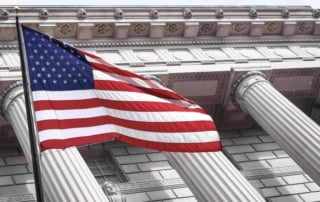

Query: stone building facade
[[0, 5, 320, 202]]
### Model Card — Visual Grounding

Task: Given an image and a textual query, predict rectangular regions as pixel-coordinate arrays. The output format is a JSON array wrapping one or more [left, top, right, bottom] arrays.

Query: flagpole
[[14, 7, 45, 202]]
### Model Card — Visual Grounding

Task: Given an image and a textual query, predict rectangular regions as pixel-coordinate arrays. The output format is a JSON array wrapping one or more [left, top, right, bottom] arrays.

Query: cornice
[[1, 5, 320, 42]]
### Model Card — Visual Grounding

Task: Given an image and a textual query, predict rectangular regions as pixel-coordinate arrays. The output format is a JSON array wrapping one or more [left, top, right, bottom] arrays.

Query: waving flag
[[21, 25, 221, 152]]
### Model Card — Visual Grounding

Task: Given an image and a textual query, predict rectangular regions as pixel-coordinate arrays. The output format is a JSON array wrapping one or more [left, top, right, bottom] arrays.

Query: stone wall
[[0, 147, 35, 202], [1, 128, 320, 202], [221, 128, 320, 202]]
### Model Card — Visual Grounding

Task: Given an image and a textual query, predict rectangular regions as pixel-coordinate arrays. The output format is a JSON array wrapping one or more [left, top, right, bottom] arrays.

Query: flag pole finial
[[13, 6, 20, 14]]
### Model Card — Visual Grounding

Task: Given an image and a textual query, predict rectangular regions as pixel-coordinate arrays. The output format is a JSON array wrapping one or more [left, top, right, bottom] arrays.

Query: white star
[[44, 50, 48, 54], [60, 55, 64, 59], [63, 80, 67, 84], [33, 79, 37, 83], [73, 79, 77, 83], [35, 61, 40, 66], [50, 56, 54, 60], [68, 74, 72, 78], [57, 74, 62, 78], [56, 62, 60, 66], [40, 55, 44, 60], [54, 49, 58, 54], [38, 44, 42, 48], [42, 79, 47, 84], [34, 49, 38, 54], [53, 80, 57, 84], [37, 73, 41, 77], [52, 68, 56, 72], [31, 67, 36, 71], [31, 37, 36, 41], [46, 61, 50, 66], [83, 78, 87, 83], [41, 67, 46, 72], [47, 73, 51, 78]]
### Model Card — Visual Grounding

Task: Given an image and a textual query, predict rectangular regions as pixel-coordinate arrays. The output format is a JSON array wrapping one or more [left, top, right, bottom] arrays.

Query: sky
[[0, 0, 319, 8]]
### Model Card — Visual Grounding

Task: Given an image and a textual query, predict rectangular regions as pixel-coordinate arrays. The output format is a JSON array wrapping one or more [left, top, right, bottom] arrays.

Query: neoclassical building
[[0, 5, 320, 202]]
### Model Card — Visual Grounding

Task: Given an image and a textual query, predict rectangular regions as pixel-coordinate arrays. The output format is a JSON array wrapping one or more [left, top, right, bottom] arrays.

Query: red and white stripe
[[33, 49, 221, 152]]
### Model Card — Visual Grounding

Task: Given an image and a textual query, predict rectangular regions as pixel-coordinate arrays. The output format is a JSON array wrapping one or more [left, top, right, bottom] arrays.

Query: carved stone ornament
[[183, 8, 192, 19], [167, 23, 181, 34], [199, 23, 216, 35], [264, 22, 281, 33], [249, 8, 258, 18], [281, 9, 290, 18], [39, 8, 49, 19], [102, 181, 125, 202], [312, 9, 320, 18], [132, 23, 147, 35], [93, 23, 112, 36], [114, 8, 123, 19], [56, 23, 77, 37], [296, 22, 312, 33], [232, 22, 249, 33], [0, 9, 9, 20], [77, 8, 87, 19], [216, 8, 224, 18], [149, 9, 158, 19]]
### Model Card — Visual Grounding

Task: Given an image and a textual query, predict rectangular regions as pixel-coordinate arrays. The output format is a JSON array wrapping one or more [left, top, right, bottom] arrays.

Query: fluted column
[[142, 75, 265, 202], [165, 152, 265, 202], [1, 82, 108, 202], [233, 71, 320, 185]]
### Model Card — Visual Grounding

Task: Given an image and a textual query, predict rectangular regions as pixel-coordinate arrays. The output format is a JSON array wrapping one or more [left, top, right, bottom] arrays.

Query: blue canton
[[22, 26, 94, 91]]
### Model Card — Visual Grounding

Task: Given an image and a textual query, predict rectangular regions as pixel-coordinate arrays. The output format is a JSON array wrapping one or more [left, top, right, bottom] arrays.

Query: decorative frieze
[[230, 22, 250, 35], [198, 22, 216, 35], [264, 21, 283, 34], [129, 23, 150, 37], [92, 23, 114, 38], [165, 23, 184, 36], [54, 23, 77, 38]]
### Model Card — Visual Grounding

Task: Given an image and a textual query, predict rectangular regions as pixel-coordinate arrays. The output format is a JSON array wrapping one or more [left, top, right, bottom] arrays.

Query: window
[[79, 146, 128, 184]]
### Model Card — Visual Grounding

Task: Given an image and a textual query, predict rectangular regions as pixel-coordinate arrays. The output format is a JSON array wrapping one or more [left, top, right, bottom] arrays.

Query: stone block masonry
[[109, 145, 197, 202], [0, 147, 36, 201], [221, 128, 320, 202]]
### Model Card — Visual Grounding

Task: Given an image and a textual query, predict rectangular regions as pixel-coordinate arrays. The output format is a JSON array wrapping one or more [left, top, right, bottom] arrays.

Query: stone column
[[233, 71, 320, 185], [1, 82, 109, 202], [165, 152, 265, 202], [141, 75, 265, 202]]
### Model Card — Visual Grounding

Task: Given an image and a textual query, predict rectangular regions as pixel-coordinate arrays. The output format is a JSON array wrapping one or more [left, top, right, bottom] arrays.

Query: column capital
[[0, 80, 23, 117], [231, 71, 267, 111]]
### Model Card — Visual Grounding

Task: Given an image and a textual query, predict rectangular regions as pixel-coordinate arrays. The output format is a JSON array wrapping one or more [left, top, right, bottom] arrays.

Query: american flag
[[21, 25, 221, 152]]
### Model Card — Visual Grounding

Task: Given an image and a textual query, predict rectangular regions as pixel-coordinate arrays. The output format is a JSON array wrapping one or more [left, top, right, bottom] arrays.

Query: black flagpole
[[14, 7, 45, 202]]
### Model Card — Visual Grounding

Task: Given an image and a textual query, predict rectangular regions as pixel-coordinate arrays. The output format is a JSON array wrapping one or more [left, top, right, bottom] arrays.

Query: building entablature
[[0, 5, 320, 41]]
